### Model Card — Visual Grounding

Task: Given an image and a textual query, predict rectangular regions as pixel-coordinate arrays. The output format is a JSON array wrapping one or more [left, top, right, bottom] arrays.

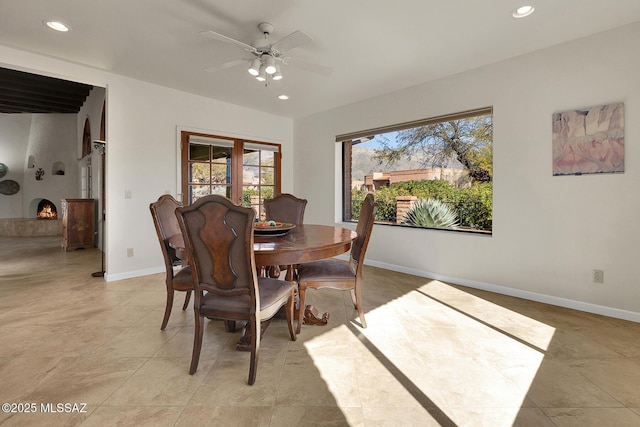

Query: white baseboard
[[105, 265, 164, 282], [365, 259, 640, 324]]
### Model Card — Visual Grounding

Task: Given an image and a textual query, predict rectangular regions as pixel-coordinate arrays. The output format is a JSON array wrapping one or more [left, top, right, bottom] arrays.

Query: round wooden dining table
[[254, 224, 356, 275], [168, 223, 356, 268]]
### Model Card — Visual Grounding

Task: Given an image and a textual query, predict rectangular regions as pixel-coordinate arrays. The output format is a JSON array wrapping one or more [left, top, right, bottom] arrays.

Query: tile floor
[[1, 235, 639, 426]]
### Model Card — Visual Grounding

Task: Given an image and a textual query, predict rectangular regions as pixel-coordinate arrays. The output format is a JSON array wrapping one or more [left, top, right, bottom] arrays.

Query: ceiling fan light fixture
[[202, 22, 316, 87], [264, 56, 276, 74], [248, 58, 261, 76], [272, 65, 283, 80], [256, 67, 267, 82]]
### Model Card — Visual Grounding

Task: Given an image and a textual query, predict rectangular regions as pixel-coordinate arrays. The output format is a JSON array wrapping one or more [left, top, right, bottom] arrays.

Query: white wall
[[0, 46, 294, 281], [22, 114, 79, 216], [0, 87, 106, 221], [0, 114, 31, 217], [1, 87, 105, 220], [294, 22, 640, 321], [0, 113, 80, 218]]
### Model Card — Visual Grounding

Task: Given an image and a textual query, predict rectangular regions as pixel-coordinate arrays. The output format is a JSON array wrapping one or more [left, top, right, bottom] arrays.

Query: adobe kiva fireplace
[[37, 199, 58, 219], [0, 197, 63, 236]]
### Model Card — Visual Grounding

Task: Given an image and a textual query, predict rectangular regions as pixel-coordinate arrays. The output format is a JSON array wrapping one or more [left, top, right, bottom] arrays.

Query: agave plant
[[403, 198, 459, 229]]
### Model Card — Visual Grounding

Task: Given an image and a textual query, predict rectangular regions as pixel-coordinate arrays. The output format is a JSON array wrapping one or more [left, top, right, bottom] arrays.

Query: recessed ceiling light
[[45, 21, 70, 32], [512, 5, 535, 18], [278, 95, 289, 100]]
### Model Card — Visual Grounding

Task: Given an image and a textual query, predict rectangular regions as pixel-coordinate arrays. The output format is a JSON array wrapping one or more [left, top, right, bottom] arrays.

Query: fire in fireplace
[[37, 199, 58, 219]]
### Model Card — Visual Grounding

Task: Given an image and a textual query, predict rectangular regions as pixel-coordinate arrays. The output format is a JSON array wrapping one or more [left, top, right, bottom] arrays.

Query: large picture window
[[180, 131, 280, 218], [340, 107, 493, 234]]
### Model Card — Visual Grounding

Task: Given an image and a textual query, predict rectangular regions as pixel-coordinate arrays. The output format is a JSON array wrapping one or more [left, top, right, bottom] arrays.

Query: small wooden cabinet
[[61, 198, 95, 251]]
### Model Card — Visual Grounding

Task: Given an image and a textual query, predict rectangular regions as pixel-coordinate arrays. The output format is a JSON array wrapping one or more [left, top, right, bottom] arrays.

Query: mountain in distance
[[351, 146, 462, 181]]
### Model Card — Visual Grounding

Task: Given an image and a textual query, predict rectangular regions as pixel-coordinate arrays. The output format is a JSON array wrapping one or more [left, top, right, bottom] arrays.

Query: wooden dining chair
[[263, 193, 308, 279], [264, 193, 307, 225], [175, 195, 296, 384], [296, 193, 376, 333], [149, 194, 193, 330]]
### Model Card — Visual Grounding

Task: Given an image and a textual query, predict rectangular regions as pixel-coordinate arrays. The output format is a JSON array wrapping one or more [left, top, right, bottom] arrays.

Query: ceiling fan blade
[[200, 30, 257, 53], [284, 57, 333, 77], [271, 30, 312, 54], [205, 59, 249, 73]]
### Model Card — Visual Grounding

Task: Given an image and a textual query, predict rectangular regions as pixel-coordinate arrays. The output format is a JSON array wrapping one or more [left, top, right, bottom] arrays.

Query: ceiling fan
[[201, 22, 332, 84]]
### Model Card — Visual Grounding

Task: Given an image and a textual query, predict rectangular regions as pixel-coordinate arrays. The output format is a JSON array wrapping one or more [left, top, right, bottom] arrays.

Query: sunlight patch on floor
[[418, 280, 556, 351], [303, 280, 556, 425]]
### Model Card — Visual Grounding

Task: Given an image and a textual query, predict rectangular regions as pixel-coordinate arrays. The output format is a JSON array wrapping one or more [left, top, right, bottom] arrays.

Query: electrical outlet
[[593, 269, 604, 283], [127, 247, 134, 257]]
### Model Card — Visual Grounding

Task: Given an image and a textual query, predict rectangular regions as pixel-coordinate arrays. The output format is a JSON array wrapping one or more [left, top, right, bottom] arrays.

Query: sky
[[355, 131, 398, 150]]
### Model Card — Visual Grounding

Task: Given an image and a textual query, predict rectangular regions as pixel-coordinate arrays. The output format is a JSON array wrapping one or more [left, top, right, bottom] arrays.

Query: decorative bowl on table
[[254, 221, 296, 236]]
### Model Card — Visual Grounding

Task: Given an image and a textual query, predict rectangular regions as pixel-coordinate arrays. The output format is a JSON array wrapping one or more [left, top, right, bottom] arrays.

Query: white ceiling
[[1, 0, 640, 119]]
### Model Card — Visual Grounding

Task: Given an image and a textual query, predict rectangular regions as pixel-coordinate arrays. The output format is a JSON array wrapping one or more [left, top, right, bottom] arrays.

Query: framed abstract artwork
[[552, 103, 624, 176]]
